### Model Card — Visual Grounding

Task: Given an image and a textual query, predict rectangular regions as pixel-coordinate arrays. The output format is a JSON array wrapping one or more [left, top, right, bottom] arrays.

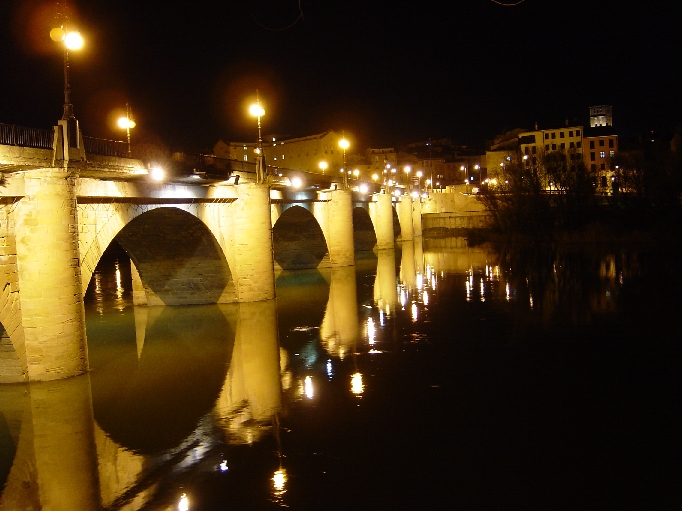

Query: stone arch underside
[[352, 206, 378, 252], [273, 205, 328, 270], [114, 208, 235, 306]]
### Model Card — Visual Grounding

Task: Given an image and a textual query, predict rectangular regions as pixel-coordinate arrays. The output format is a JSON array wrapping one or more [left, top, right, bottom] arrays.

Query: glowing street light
[[339, 137, 350, 189], [117, 103, 136, 157], [249, 92, 266, 184], [319, 161, 328, 175], [50, 13, 84, 120], [150, 166, 165, 181]]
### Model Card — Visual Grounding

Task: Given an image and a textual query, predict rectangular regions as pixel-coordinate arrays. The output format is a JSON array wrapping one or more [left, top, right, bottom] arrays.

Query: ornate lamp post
[[338, 137, 350, 189], [249, 93, 266, 184], [117, 103, 136, 157]]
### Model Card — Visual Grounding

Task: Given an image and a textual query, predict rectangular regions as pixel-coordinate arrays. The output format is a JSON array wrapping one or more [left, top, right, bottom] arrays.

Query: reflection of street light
[[50, 19, 84, 120], [319, 161, 328, 175], [117, 103, 135, 157], [249, 93, 266, 184], [339, 137, 350, 189]]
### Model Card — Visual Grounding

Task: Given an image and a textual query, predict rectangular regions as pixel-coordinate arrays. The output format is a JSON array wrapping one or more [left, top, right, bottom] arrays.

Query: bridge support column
[[15, 169, 88, 381], [372, 193, 395, 250], [326, 190, 355, 267], [412, 198, 423, 237], [232, 184, 275, 302], [397, 196, 414, 241]]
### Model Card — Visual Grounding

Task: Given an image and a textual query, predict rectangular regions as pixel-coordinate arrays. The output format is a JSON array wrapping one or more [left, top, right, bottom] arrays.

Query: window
[[577, 141, 582, 148], [552, 143, 557, 150], [560, 132, 565, 138], [532, 156, 537, 165], [601, 176, 607, 187], [610, 150, 615, 157], [570, 141, 575, 148], [591, 164, 597, 172], [375, 156, 379, 162], [600, 151, 606, 158], [282, 155, 285, 160], [545, 144, 549, 151], [544, 133, 549, 140], [524, 147, 529, 155], [243, 145, 247, 150], [590, 140, 595, 149], [532, 146, 537, 154], [576, 130, 581, 137], [600, 163, 606, 170], [599, 139, 605, 147], [560, 143, 565, 150], [243, 155, 248, 161], [551, 132, 556, 139], [609, 139, 614, 148], [569, 130, 574, 137], [590, 152, 596, 161]]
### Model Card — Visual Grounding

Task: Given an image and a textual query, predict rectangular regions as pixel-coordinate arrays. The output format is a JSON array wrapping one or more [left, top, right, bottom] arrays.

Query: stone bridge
[[0, 124, 423, 383]]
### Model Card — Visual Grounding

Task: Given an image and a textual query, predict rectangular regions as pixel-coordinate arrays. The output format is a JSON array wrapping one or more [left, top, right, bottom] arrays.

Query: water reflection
[[2, 238, 679, 509]]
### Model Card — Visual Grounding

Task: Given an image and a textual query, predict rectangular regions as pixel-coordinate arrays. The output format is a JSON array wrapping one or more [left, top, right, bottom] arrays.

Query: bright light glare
[[411, 302, 418, 321], [304, 375, 314, 399], [359, 183, 369, 194], [64, 31, 83, 50], [150, 167, 164, 181], [178, 493, 189, 511], [117, 117, 136, 129], [249, 104, 265, 117], [351, 372, 364, 395], [220, 460, 229, 472], [410, 191, 419, 198], [367, 317, 376, 345], [273, 469, 287, 492], [338, 138, 349, 150], [291, 176, 303, 188]]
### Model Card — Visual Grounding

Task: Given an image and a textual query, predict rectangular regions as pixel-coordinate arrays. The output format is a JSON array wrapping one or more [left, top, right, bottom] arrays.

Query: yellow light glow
[[372, 173, 379, 181], [416, 170, 423, 178], [338, 138, 349, 150], [150, 167, 164, 181], [353, 169, 360, 177], [117, 117, 136, 129], [64, 31, 83, 50], [404, 165, 411, 173], [319, 161, 328, 171], [249, 104, 265, 117], [291, 176, 303, 188], [411, 302, 418, 321], [304, 375, 314, 399], [351, 372, 364, 394], [178, 493, 189, 511], [359, 183, 369, 194], [367, 317, 376, 344], [50, 27, 65, 42], [273, 468, 287, 492]]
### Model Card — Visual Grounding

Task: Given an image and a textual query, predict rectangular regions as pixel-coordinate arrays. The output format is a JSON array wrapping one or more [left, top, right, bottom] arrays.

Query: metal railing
[[0, 123, 54, 150], [83, 136, 129, 158]]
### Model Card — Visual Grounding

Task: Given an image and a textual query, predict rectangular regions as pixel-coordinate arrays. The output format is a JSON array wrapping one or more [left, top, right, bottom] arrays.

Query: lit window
[[243, 155, 248, 161], [282, 155, 285, 160], [610, 150, 615, 157], [600, 151, 606, 158]]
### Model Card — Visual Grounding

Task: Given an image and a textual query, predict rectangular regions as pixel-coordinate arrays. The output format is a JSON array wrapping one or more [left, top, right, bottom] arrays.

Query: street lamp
[[117, 103, 136, 157], [50, 20, 83, 121], [249, 93, 266, 184], [339, 137, 350, 189], [319, 161, 328, 175]]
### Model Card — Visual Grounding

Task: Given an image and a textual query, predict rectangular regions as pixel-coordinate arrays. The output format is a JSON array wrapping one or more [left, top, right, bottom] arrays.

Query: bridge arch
[[272, 205, 328, 270], [79, 205, 235, 306]]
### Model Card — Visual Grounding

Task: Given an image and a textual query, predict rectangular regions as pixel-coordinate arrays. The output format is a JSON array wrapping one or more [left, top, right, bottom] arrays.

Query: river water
[[1, 238, 680, 510]]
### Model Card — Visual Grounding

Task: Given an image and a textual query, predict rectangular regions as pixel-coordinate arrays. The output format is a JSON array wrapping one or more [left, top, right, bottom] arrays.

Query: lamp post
[[249, 93, 266, 184], [117, 103, 136, 157], [50, 20, 83, 120], [339, 137, 350, 189]]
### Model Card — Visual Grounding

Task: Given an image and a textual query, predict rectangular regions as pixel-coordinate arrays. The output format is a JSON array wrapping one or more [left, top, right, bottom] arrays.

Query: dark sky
[[1, 0, 680, 153]]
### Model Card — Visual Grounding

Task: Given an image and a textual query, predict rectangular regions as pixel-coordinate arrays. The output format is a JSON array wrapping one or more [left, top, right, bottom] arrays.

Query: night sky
[[1, 0, 680, 153]]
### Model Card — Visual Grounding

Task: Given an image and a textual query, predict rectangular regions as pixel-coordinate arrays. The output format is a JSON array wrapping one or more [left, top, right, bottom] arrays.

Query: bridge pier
[[323, 189, 355, 267], [231, 184, 276, 302], [15, 169, 88, 381], [412, 198, 423, 237], [397, 195, 414, 241], [371, 193, 395, 250]]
